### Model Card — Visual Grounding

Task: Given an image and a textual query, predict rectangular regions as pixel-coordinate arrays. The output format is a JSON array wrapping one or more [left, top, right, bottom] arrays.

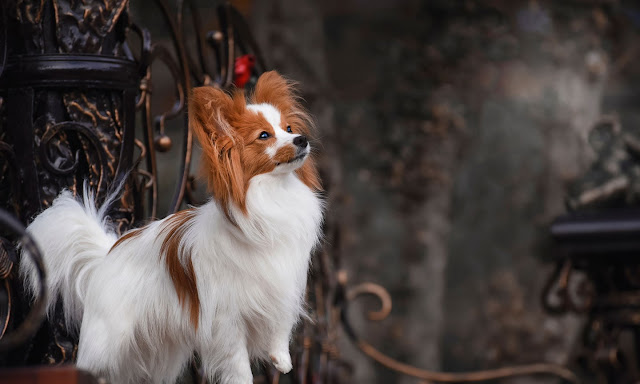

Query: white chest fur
[[192, 172, 323, 357]]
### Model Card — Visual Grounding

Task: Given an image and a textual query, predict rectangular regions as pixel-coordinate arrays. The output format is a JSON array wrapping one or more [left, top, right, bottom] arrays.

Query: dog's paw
[[270, 351, 292, 374]]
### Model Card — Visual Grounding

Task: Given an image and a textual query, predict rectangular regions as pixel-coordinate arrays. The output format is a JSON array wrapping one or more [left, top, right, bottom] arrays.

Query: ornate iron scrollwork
[[338, 271, 579, 383], [547, 206, 640, 383], [0, 208, 46, 353]]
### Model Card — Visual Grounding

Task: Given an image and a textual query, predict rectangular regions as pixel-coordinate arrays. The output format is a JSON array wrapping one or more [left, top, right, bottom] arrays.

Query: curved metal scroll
[[39, 122, 110, 194], [0, 209, 46, 352], [542, 259, 593, 315], [337, 275, 579, 383]]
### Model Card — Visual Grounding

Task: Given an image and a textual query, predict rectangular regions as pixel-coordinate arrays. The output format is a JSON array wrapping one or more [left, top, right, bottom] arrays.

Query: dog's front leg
[[268, 316, 295, 374], [200, 320, 253, 384]]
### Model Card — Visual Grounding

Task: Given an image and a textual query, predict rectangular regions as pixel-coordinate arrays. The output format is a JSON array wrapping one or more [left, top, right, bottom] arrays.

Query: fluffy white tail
[[20, 185, 119, 332]]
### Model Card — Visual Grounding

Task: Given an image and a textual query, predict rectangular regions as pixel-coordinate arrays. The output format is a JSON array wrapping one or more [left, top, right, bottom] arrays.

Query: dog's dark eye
[[259, 131, 270, 139], [286, 125, 292, 133]]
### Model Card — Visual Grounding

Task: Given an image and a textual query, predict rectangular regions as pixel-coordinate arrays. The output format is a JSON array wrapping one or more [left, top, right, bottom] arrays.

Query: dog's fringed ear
[[253, 71, 297, 114], [189, 86, 248, 217], [190, 86, 245, 143]]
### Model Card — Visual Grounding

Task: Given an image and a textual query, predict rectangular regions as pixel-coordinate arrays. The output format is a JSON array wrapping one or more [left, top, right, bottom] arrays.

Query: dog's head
[[190, 71, 321, 216]]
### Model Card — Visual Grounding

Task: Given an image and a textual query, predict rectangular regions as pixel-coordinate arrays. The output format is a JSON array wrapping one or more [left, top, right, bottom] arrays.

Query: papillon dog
[[20, 71, 324, 384]]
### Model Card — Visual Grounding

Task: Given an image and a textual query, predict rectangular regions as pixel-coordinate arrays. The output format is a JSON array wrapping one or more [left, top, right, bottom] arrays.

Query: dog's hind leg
[[199, 319, 253, 384], [77, 314, 147, 384]]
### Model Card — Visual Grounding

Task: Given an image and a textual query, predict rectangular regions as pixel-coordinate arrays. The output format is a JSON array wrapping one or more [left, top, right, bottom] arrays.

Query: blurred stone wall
[[251, 1, 640, 383]]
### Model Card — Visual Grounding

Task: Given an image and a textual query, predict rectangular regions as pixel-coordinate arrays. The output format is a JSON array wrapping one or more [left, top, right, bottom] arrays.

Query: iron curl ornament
[[0, 208, 47, 353], [337, 270, 579, 383]]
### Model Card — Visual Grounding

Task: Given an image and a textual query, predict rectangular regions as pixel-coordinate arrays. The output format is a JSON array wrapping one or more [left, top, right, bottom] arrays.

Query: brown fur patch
[[272, 146, 296, 164], [159, 209, 200, 329], [252, 72, 299, 117], [189, 71, 322, 220], [295, 161, 322, 191], [109, 228, 144, 253]]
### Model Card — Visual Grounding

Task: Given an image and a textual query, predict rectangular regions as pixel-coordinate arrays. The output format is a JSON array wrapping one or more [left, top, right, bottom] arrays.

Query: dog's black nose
[[293, 135, 308, 148]]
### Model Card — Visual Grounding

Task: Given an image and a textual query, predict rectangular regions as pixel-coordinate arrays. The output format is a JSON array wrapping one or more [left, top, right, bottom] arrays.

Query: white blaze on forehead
[[247, 103, 297, 158], [247, 103, 281, 129]]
